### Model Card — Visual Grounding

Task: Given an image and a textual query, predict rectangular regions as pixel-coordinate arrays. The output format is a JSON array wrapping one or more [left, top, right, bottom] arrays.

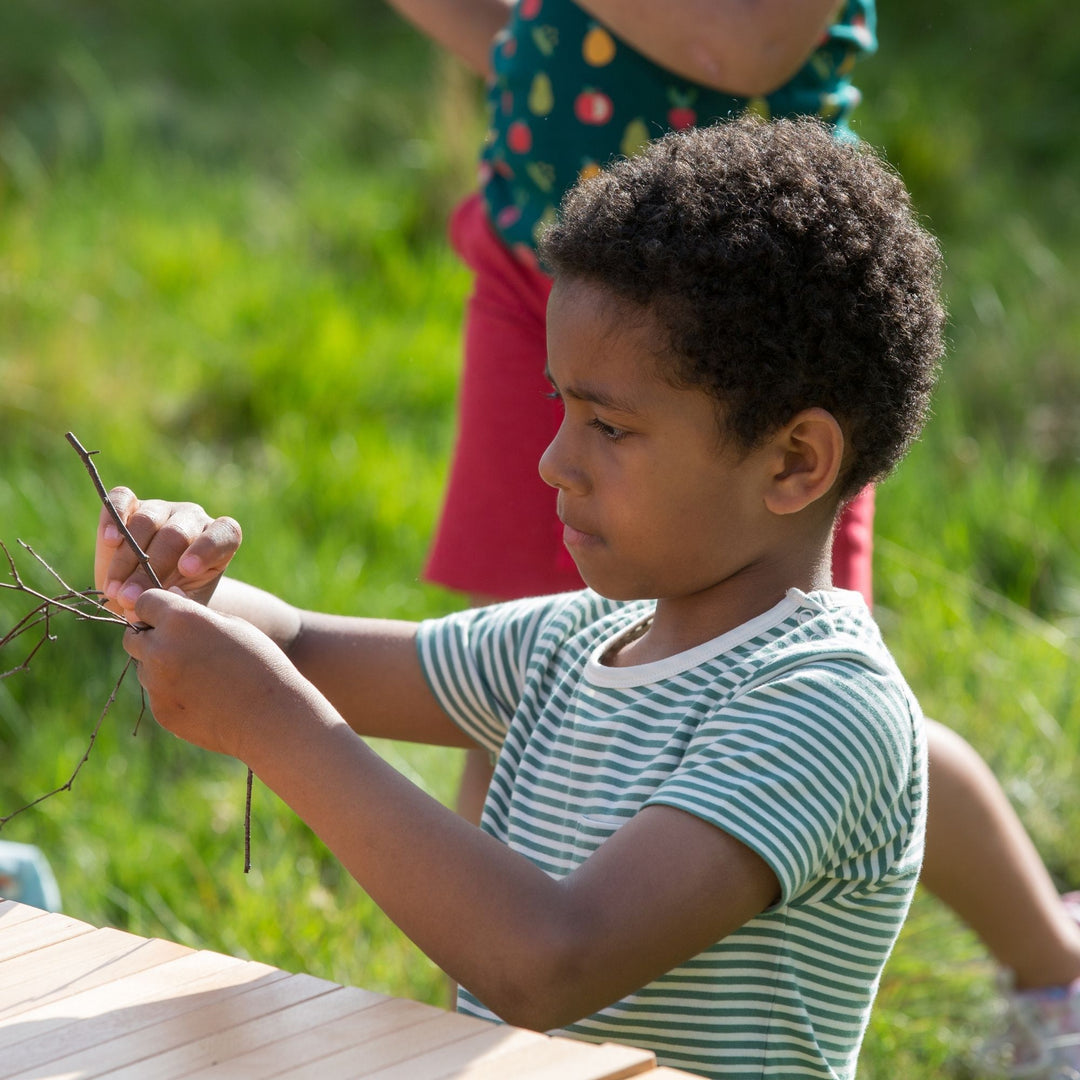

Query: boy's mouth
[[559, 517, 600, 548]]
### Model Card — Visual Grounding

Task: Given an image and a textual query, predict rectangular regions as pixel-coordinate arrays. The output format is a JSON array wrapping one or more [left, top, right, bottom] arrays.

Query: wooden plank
[[48, 976, 380, 1080], [178, 996, 446, 1080], [0, 909, 94, 963], [359, 1026, 550, 1080], [271, 1010, 569, 1080], [0, 928, 192, 1020], [0, 952, 283, 1075], [416, 1035, 658, 1080], [0, 904, 705, 1080], [0, 899, 49, 927], [0, 947, 249, 1049]]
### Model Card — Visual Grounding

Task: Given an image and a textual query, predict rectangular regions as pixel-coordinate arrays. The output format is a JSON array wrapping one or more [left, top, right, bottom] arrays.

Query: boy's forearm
[[211, 579, 471, 747], [240, 701, 584, 1028], [575, 0, 841, 95], [383, 0, 511, 77], [210, 577, 302, 651]]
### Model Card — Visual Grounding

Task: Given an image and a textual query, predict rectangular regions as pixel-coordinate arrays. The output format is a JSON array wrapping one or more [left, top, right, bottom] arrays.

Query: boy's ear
[[762, 408, 845, 516]]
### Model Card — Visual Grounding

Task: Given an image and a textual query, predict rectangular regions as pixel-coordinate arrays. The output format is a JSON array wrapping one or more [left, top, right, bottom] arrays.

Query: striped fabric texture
[[416, 588, 926, 1079]]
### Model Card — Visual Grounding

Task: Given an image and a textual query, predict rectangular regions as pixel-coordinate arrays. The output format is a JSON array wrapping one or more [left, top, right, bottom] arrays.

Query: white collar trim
[[584, 588, 834, 688]]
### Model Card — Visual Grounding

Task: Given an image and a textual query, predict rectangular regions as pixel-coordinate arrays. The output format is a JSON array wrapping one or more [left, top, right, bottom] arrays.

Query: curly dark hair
[[538, 116, 945, 499]]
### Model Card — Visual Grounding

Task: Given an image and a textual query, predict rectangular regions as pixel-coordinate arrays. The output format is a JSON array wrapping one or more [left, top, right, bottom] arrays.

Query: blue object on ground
[[0, 840, 62, 911]]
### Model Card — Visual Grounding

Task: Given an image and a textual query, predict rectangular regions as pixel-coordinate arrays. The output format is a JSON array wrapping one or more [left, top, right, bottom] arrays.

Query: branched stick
[[0, 435, 256, 872], [1, 541, 128, 625], [65, 431, 162, 590], [0, 657, 137, 828], [67, 433, 255, 871], [1, 541, 128, 678]]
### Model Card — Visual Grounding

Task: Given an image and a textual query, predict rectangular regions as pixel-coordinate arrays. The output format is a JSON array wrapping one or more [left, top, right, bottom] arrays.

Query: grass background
[[0, 1, 1078, 1074]]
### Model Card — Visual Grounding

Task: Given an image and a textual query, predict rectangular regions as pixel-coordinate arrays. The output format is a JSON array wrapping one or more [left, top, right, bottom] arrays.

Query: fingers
[[96, 487, 242, 617], [121, 589, 270, 759], [168, 514, 243, 589], [94, 487, 138, 603]]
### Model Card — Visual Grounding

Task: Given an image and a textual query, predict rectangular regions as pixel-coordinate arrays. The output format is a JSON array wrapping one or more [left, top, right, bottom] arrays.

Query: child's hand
[[123, 588, 300, 760], [95, 487, 241, 621]]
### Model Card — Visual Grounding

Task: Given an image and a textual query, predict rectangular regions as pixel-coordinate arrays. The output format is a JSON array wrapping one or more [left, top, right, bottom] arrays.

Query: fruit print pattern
[[481, 0, 876, 255]]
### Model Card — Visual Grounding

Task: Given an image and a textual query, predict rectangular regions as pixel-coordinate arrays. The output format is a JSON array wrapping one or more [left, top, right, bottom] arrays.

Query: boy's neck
[[606, 553, 833, 668]]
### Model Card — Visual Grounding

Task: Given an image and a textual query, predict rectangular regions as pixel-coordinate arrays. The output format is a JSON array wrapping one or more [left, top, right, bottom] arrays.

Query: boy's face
[[540, 280, 783, 608]]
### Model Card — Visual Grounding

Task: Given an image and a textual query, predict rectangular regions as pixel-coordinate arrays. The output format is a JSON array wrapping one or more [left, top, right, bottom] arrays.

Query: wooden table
[[0, 899, 701, 1079]]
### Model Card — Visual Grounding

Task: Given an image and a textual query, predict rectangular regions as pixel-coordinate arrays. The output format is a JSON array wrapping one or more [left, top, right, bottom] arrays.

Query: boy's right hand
[[94, 487, 242, 621]]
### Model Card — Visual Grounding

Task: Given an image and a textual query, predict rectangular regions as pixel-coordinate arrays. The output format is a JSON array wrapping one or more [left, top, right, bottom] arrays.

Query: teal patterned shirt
[[479, 0, 877, 260]]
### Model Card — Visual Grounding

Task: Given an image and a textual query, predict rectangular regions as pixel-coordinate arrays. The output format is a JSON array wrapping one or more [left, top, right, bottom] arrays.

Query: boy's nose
[[538, 423, 585, 493]]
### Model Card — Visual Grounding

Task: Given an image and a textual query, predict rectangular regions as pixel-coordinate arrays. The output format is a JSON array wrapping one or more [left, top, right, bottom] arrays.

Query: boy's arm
[[575, 0, 845, 96], [124, 588, 779, 1033], [382, 0, 512, 77], [219, 579, 477, 747]]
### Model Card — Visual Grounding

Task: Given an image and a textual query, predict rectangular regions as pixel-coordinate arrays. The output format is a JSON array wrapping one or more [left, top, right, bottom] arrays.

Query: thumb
[[131, 586, 194, 627]]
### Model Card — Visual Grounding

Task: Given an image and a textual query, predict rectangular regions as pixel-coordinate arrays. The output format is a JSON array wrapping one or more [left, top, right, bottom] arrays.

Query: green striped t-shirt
[[416, 587, 925, 1079]]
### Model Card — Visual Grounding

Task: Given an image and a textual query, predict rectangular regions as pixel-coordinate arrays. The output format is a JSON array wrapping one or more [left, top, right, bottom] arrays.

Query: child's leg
[[921, 719, 1080, 990]]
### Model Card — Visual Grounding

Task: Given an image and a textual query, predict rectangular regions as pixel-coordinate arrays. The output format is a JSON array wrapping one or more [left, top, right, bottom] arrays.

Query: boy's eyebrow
[[543, 366, 644, 416]]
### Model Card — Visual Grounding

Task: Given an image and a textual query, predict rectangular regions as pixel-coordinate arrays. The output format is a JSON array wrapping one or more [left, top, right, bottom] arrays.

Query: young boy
[[96, 117, 944, 1079]]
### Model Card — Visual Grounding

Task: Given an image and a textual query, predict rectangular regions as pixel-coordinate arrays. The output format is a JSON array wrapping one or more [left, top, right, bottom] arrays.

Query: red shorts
[[424, 194, 876, 605]]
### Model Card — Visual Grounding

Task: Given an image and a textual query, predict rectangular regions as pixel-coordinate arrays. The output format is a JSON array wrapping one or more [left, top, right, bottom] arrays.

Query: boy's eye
[[589, 417, 628, 441]]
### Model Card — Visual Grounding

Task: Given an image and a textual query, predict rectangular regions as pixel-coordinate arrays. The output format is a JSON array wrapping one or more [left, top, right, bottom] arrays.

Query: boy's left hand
[[123, 588, 304, 761], [95, 487, 242, 621]]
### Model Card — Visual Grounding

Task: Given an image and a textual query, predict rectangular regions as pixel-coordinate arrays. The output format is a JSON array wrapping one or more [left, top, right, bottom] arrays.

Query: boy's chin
[[577, 571, 654, 604]]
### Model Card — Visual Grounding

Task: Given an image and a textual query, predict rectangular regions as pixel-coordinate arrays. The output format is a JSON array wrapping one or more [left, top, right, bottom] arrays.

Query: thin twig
[[1, 436, 257, 871], [244, 769, 254, 874], [132, 688, 148, 737], [1, 542, 128, 628], [1, 542, 128, 678], [0, 656, 136, 827], [68, 431, 257, 871], [66, 432, 163, 589]]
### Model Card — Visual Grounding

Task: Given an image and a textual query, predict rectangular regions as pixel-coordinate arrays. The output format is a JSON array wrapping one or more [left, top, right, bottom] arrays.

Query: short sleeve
[[415, 593, 586, 754], [646, 659, 921, 905]]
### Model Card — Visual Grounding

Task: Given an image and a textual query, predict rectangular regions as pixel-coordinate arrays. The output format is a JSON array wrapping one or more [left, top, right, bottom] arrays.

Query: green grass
[[1, 1, 1079, 1075]]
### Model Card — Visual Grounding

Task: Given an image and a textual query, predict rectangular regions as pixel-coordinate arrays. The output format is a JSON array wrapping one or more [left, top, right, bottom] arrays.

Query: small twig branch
[[244, 769, 253, 874], [66, 432, 162, 590], [0, 657, 137, 827], [1, 542, 127, 627], [0, 614, 54, 679], [1, 435, 256, 872], [1, 542, 129, 679]]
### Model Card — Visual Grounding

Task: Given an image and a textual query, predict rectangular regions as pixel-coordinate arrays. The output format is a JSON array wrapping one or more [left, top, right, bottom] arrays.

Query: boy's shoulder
[[728, 588, 914, 703], [741, 588, 893, 666], [417, 588, 649, 675]]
